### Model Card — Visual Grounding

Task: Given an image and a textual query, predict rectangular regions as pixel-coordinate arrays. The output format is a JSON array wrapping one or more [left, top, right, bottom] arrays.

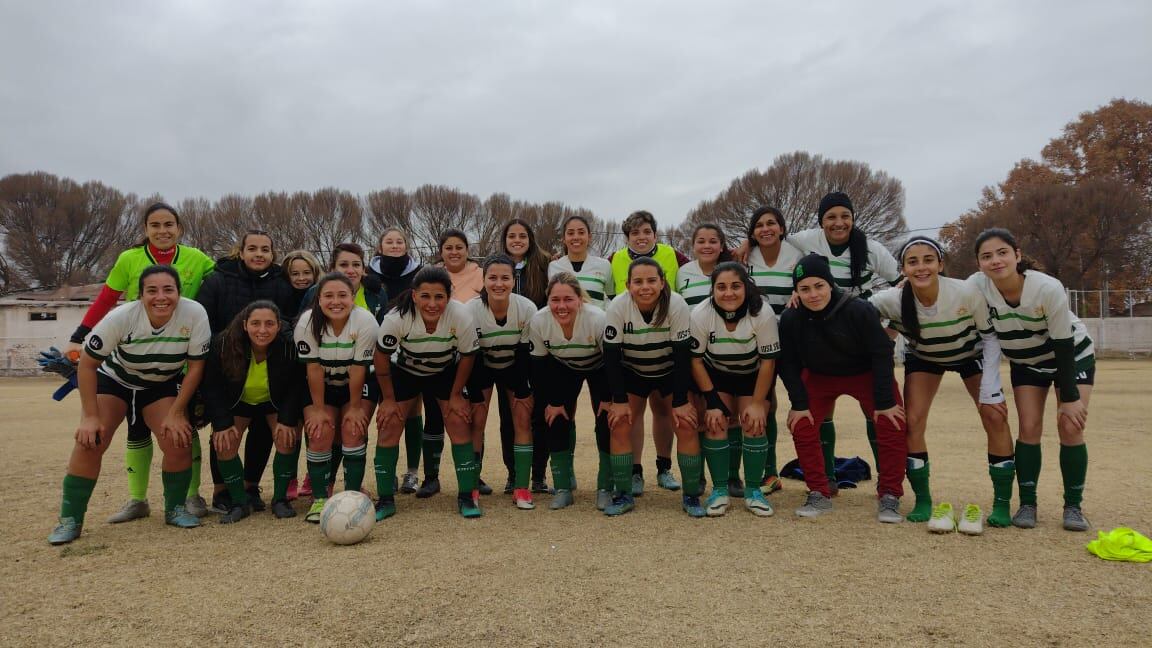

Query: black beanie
[[818, 192, 854, 219], [792, 253, 836, 290]]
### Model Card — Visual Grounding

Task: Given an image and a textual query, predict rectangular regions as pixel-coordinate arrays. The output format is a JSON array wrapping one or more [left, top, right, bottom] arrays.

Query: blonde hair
[[281, 249, 322, 286]]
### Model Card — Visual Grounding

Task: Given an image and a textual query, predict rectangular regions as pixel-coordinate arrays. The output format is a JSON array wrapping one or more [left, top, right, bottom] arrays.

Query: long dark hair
[[747, 206, 787, 242], [690, 223, 733, 264], [710, 261, 763, 317], [328, 242, 365, 270], [479, 254, 516, 306], [502, 218, 551, 306], [220, 300, 281, 382], [818, 195, 868, 288], [898, 236, 945, 344], [309, 272, 355, 344], [627, 257, 671, 327], [393, 266, 453, 319], [974, 228, 1039, 275], [135, 202, 182, 247], [560, 214, 592, 256]]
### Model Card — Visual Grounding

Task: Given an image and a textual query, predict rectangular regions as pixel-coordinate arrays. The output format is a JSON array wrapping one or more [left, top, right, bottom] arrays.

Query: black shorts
[[621, 368, 675, 400], [233, 400, 277, 420], [467, 363, 522, 403], [392, 364, 458, 403], [97, 372, 181, 423], [1010, 360, 1095, 391], [303, 384, 353, 408], [362, 377, 381, 403], [706, 365, 757, 397], [904, 354, 983, 379]]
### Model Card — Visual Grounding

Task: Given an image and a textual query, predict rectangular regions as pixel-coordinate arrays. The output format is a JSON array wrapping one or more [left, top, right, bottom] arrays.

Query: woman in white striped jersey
[[529, 273, 613, 510], [465, 255, 538, 510], [603, 258, 699, 517], [870, 237, 1013, 534], [549, 214, 614, 309], [677, 223, 732, 307], [374, 267, 482, 519], [689, 262, 780, 518], [970, 228, 1094, 532]]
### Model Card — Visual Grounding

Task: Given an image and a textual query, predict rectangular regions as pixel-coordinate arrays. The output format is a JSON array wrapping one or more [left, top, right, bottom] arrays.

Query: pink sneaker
[[286, 478, 299, 501], [299, 475, 313, 497]]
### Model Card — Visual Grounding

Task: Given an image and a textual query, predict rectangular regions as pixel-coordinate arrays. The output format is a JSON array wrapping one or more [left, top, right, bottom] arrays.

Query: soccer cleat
[[958, 504, 985, 536], [604, 493, 635, 516], [415, 476, 441, 499], [760, 475, 782, 495], [245, 486, 266, 512], [165, 505, 201, 528], [795, 491, 833, 518], [682, 495, 706, 518], [631, 473, 645, 497], [270, 498, 296, 519], [286, 478, 299, 501], [375, 496, 396, 521], [657, 470, 682, 491], [184, 495, 208, 518], [458, 494, 483, 518], [219, 503, 252, 524], [531, 480, 553, 495], [399, 472, 419, 494], [927, 502, 957, 533], [987, 503, 1013, 528], [1062, 505, 1090, 532], [877, 494, 904, 524], [299, 474, 313, 497], [550, 489, 574, 510], [477, 478, 493, 496], [210, 492, 232, 515], [513, 488, 535, 510], [727, 477, 745, 498], [48, 517, 83, 545], [744, 489, 774, 517], [706, 488, 730, 517], [503, 476, 515, 495], [595, 489, 612, 511], [107, 499, 150, 524], [305, 498, 326, 523], [1012, 504, 1037, 529]]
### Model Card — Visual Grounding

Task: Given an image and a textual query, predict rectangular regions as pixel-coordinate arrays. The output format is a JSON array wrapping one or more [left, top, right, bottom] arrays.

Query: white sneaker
[[958, 504, 985, 536], [706, 489, 730, 517], [876, 494, 903, 524], [927, 502, 957, 533]]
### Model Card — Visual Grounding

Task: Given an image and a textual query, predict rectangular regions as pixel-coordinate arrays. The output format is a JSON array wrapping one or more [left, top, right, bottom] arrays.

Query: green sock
[[865, 420, 880, 467], [701, 437, 730, 489], [186, 432, 202, 498], [819, 418, 836, 482], [569, 421, 577, 465], [905, 459, 932, 522], [451, 442, 478, 494], [306, 450, 332, 499], [551, 451, 573, 490], [162, 468, 192, 513], [125, 437, 153, 501], [727, 426, 742, 482], [1015, 441, 1041, 505], [742, 434, 769, 489], [513, 444, 533, 489], [423, 431, 443, 478], [272, 452, 295, 501], [404, 416, 423, 472], [611, 453, 634, 494], [218, 456, 249, 505], [60, 474, 97, 522], [1059, 444, 1088, 507], [766, 416, 779, 478], [677, 453, 703, 497], [342, 444, 367, 492], [988, 462, 1015, 527], [374, 445, 400, 497], [288, 441, 301, 480]]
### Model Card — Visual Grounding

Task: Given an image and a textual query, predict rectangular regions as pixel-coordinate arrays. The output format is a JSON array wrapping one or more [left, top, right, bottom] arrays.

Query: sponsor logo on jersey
[[297, 340, 311, 355], [382, 334, 398, 348], [89, 335, 104, 351], [605, 325, 618, 340]]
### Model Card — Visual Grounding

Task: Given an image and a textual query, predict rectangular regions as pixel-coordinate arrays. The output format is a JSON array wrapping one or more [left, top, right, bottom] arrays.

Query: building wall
[[0, 301, 89, 375]]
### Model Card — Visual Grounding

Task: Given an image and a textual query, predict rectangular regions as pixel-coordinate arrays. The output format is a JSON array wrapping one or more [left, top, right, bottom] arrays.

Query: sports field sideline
[[2, 362, 1150, 646]]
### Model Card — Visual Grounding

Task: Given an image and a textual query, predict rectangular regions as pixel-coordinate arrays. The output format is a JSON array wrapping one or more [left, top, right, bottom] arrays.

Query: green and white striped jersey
[[294, 307, 378, 388], [528, 303, 606, 371], [689, 300, 780, 375], [967, 270, 1094, 372], [604, 291, 692, 378], [86, 298, 211, 389], [747, 244, 803, 315], [549, 256, 614, 308], [376, 300, 479, 377], [786, 228, 900, 298], [676, 260, 713, 306], [870, 277, 990, 366], [466, 294, 536, 370]]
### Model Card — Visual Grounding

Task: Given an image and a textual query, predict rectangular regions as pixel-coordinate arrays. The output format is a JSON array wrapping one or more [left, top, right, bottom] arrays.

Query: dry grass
[[2, 361, 1150, 647]]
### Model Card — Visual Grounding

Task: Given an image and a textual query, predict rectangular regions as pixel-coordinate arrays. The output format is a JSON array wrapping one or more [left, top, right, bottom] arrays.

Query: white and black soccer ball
[[319, 491, 375, 545]]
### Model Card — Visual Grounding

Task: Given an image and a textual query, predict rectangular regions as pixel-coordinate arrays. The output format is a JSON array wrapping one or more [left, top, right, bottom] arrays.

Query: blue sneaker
[[48, 517, 83, 545], [744, 489, 774, 517], [657, 470, 682, 491], [604, 493, 635, 516], [164, 505, 201, 529], [375, 496, 396, 521], [706, 488, 730, 517], [682, 495, 706, 518], [458, 493, 483, 519]]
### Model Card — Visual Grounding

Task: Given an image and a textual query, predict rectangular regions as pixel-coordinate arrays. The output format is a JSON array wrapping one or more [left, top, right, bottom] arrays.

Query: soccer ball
[[319, 491, 375, 545]]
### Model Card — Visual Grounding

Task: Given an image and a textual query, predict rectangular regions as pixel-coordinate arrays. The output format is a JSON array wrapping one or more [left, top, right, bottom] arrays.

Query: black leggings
[[544, 365, 610, 456], [209, 417, 274, 486]]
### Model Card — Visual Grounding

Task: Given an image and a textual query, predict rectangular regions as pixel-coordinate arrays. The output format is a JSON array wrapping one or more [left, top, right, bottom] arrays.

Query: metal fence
[[1067, 289, 1152, 319]]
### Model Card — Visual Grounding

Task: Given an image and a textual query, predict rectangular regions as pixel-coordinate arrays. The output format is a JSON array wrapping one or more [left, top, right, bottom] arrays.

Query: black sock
[[656, 456, 672, 473], [988, 453, 1014, 465], [908, 451, 929, 461], [632, 463, 643, 476]]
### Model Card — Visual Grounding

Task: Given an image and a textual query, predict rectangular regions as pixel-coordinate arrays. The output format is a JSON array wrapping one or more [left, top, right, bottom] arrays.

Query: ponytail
[[847, 227, 868, 288], [900, 283, 922, 344]]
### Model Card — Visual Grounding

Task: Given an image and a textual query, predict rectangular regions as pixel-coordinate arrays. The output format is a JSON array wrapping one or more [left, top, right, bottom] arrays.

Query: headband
[[899, 238, 943, 263]]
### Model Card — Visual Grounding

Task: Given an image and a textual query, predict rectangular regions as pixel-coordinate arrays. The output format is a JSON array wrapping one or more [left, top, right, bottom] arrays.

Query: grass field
[[2, 361, 1150, 646]]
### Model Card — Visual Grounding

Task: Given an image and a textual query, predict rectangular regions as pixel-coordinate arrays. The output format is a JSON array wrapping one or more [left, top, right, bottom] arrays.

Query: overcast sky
[[2, 1, 1149, 234]]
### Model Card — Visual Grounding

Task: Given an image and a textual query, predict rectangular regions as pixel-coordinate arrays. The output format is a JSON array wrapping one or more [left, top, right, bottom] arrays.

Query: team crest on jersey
[[956, 307, 969, 317], [605, 326, 618, 340], [297, 340, 311, 355], [690, 337, 700, 350], [88, 335, 103, 351], [450, 327, 457, 336], [180, 326, 190, 337]]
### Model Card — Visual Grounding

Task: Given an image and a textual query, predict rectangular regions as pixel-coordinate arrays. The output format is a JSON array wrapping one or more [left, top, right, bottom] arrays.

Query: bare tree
[[292, 188, 365, 262], [365, 187, 416, 256], [252, 191, 308, 255], [407, 185, 483, 259]]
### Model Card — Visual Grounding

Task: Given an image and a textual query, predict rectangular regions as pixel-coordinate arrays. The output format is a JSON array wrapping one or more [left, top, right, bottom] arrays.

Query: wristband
[[704, 390, 731, 417]]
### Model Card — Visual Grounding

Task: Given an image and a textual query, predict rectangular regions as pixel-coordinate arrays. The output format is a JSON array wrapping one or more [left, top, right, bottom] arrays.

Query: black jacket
[[202, 330, 305, 431], [196, 258, 300, 333], [778, 291, 896, 411], [367, 254, 422, 307]]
